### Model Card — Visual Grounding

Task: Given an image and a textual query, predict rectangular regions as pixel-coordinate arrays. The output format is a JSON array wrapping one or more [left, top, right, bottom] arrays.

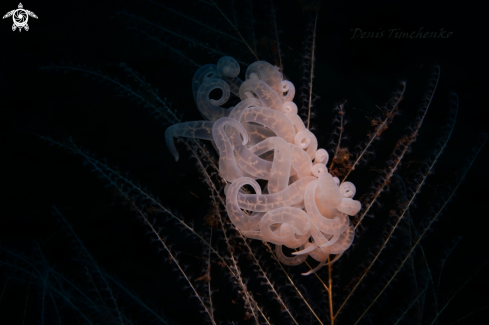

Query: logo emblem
[[3, 3, 38, 32]]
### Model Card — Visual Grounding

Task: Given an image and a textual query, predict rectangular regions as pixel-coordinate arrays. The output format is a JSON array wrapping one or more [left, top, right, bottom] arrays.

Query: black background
[[1, 0, 488, 324]]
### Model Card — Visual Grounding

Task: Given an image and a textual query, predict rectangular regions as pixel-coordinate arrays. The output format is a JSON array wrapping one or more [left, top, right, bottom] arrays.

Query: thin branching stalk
[[146, 0, 243, 44], [451, 306, 489, 324], [305, 10, 318, 130], [394, 288, 427, 325], [130, 202, 217, 325], [355, 67, 440, 229], [120, 12, 249, 65], [353, 133, 487, 324], [40, 137, 236, 276], [206, 229, 215, 322], [24, 3, 486, 324], [263, 242, 324, 325], [183, 138, 299, 324], [341, 82, 406, 184], [337, 68, 442, 318], [327, 257, 334, 324], [182, 141, 267, 324], [202, 0, 259, 61], [428, 253, 488, 324], [53, 206, 125, 325], [436, 233, 465, 300], [269, 0, 283, 72]]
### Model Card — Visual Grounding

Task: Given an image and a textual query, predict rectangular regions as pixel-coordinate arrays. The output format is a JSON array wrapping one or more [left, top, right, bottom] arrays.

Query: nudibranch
[[165, 56, 361, 275]]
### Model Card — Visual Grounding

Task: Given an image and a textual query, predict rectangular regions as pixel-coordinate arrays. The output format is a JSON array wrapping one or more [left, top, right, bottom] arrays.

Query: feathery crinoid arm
[[2, 10, 14, 19], [26, 10, 38, 19]]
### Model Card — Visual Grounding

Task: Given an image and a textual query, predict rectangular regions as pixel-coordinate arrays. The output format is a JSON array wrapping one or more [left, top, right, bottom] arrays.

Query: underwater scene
[[1, 0, 488, 324]]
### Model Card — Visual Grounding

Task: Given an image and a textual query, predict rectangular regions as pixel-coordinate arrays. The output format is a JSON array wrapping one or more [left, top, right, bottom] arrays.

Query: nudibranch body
[[166, 57, 361, 275]]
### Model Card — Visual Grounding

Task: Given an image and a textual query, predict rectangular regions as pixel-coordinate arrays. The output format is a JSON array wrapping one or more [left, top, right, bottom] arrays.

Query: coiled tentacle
[[239, 79, 284, 112], [237, 176, 316, 212], [249, 137, 291, 194], [226, 177, 263, 231], [165, 121, 214, 161], [167, 57, 362, 275], [259, 207, 311, 248], [245, 61, 284, 99], [305, 181, 349, 238], [192, 64, 218, 103], [240, 106, 295, 143], [196, 78, 231, 121], [212, 117, 248, 182], [217, 56, 243, 97], [281, 80, 296, 103], [294, 129, 318, 159], [275, 244, 308, 266]]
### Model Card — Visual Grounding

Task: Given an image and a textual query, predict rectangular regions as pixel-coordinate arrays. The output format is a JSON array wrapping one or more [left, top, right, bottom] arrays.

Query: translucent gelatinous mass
[[165, 57, 361, 274]]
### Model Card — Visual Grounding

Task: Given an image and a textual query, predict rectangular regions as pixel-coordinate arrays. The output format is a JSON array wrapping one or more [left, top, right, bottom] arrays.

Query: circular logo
[[13, 10, 28, 27], [2, 3, 38, 32]]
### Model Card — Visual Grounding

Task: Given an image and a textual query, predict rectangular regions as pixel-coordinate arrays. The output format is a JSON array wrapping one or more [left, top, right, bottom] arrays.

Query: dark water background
[[1, 0, 488, 324]]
